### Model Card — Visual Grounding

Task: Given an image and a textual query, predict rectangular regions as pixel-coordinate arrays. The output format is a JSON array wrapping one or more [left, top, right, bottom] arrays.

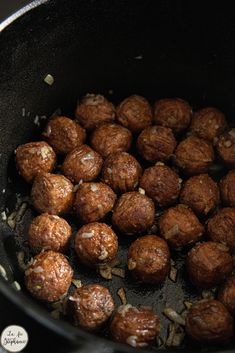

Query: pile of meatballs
[[15, 94, 235, 348]]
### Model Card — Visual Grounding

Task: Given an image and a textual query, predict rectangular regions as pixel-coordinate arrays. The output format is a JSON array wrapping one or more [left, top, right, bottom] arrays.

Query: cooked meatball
[[28, 213, 72, 253], [116, 95, 153, 133], [75, 222, 118, 267], [102, 152, 142, 194], [159, 204, 204, 249], [185, 300, 234, 343], [153, 98, 192, 133], [68, 284, 115, 331], [110, 305, 160, 347], [216, 129, 235, 168], [15, 141, 56, 183], [127, 235, 170, 283], [220, 171, 235, 207], [137, 125, 177, 163], [90, 123, 132, 158], [25, 251, 73, 302], [31, 173, 74, 215], [73, 182, 116, 223], [207, 208, 235, 251], [190, 107, 227, 142], [186, 241, 233, 288], [75, 94, 115, 130], [42, 116, 86, 154], [140, 164, 181, 207], [62, 145, 103, 183], [174, 136, 214, 175], [180, 174, 220, 215], [218, 275, 235, 315], [112, 192, 155, 235]]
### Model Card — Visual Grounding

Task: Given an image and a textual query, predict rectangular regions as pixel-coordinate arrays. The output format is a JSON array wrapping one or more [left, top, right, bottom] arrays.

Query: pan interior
[[1, 0, 235, 352]]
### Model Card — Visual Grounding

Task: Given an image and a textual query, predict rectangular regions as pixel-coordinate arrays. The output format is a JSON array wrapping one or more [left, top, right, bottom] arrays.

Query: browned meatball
[[186, 241, 233, 288], [190, 107, 227, 142], [25, 251, 73, 302], [140, 164, 181, 207], [74, 222, 118, 267], [31, 173, 74, 215], [90, 123, 132, 158], [28, 213, 72, 253], [62, 145, 103, 183], [15, 141, 56, 183], [68, 284, 115, 331], [216, 128, 235, 168], [159, 204, 204, 249], [180, 174, 220, 215], [75, 94, 115, 130], [218, 275, 235, 315], [185, 300, 234, 343], [127, 235, 170, 283], [73, 182, 116, 223], [207, 208, 235, 251], [110, 305, 160, 347], [116, 95, 153, 133], [174, 136, 214, 175], [42, 116, 86, 154], [154, 98, 192, 133], [102, 152, 142, 194], [137, 125, 177, 163], [220, 171, 235, 207], [112, 192, 155, 235]]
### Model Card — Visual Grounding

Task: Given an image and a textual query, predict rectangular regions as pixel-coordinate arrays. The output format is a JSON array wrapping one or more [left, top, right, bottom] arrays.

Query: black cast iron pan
[[0, 1, 235, 352]]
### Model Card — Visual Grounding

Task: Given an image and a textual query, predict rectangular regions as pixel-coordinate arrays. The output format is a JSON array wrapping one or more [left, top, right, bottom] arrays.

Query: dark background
[[0, 0, 30, 22]]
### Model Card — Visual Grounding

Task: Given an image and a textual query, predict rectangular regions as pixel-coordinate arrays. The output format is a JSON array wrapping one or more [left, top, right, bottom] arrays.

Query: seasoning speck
[[44, 74, 54, 86]]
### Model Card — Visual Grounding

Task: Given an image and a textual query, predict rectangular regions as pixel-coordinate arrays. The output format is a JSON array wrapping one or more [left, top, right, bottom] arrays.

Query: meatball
[[220, 170, 235, 207], [218, 275, 235, 315], [15, 141, 56, 183], [28, 213, 72, 253], [186, 241, 233, 288], [116, 95, 153, 133], [62, 145, 103, 183], [159, 204, 204, 249], [102, 152, 142, 194], [74, 222, 118, 267], [110, 305, 160, 347], [207, 208, 235, 251], [174, 136, 214, 175], [137, 125, 177, 163], [140, 164, 181, 207], [153, 98, 192, 133], [90, 123, 132, 158], [180, 174, 220, 215], [75, 94, 115, 130], [112, 192, 155, 235], [185, 300, 233, 343], [216, 128, 235, 168], [31, 173, 74, 215], [25, 251, 73, 302], [190, 107, 227, 142], [127, 235, 170, 283], [68, 284, 115, 331], [42, 116, 86, 154], [73, 182, 116, 223]]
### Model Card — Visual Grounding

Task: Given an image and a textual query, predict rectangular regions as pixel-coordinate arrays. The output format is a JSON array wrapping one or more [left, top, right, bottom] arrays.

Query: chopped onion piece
[[163, 308, 185, 326], [111, 267, 125, 278], [44, 74, 54, 86], [117, 287, 127, 305]]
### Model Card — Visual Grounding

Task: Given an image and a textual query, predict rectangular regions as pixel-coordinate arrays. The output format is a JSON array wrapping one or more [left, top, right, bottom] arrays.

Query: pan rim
[[0, 0, 48, 32]]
